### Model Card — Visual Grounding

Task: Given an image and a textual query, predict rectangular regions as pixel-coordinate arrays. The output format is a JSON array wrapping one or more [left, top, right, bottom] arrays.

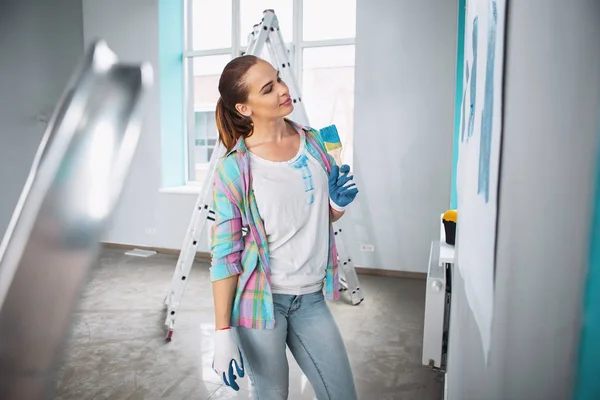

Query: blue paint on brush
[[320, 125, 342, 151]]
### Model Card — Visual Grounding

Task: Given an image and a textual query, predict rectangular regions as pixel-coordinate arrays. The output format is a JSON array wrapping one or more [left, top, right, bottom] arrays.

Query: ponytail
[[215, 54, 260, 152], [215, 97, 253, 153]]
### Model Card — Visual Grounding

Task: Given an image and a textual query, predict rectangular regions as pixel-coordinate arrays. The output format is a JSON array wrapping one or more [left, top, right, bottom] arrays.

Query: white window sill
[[159, 185, 202, 195]]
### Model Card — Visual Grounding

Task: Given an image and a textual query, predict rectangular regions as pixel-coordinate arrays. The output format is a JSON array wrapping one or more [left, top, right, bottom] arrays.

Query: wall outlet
[[360, 244, 375, 252], [145, 228, 157, 235]]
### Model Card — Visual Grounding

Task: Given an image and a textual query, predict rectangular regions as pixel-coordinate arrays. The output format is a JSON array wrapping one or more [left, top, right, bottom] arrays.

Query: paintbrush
[[319, 124, 343, 167]]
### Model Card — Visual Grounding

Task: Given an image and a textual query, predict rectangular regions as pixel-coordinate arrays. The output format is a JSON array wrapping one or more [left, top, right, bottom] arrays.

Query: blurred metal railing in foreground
[[0, 40, 153, 399]]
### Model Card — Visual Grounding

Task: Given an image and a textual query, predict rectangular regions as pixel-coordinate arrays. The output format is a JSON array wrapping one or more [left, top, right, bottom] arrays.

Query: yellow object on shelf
[[443, 209, 457, 223], [442, 210, 458, 245]]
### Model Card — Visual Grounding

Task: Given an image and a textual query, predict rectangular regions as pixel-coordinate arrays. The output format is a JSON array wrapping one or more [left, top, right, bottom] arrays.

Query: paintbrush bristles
[[319, 124, 343, 166], [320, 125, 342, 152]]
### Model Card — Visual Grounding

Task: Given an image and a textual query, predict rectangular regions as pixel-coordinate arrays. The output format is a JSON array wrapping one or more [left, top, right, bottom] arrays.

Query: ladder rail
[[266, 18, 309, 126], [164, 141, 223, 333]]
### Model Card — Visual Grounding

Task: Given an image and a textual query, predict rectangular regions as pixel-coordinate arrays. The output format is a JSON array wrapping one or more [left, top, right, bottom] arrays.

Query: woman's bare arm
[[331, 208, 345, 223], [212, 276, 238, 330]]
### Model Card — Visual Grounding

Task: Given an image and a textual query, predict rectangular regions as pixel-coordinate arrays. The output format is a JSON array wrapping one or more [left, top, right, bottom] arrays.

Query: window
[[186, 54, 230, 183], [183, 0, 357, 183], [302, 45, 355, 167], [303, 0, 356, 41]]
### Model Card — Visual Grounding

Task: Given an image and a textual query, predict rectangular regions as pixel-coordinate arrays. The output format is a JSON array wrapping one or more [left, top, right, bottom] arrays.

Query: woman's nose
[[278, 80, 289, 94]]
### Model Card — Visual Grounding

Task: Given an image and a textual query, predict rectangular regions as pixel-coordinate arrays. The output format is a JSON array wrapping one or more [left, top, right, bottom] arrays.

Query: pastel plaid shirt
[[209, 120, 340, 329]]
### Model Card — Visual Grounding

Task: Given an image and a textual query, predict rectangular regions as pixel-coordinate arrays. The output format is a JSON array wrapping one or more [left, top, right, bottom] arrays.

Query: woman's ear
[[235, 103, 251, 118]]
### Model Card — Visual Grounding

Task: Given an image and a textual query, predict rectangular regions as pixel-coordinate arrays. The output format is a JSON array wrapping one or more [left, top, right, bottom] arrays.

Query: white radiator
[[422, 241, 447, 368], [422, 215, 455, 370]]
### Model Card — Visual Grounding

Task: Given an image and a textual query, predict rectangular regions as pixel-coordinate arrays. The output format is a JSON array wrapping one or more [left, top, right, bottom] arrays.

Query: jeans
[[233, 291, 357, 400]]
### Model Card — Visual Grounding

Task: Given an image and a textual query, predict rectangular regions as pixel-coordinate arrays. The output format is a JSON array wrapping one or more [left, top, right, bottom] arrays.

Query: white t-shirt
[[249, 134, 330, 295]]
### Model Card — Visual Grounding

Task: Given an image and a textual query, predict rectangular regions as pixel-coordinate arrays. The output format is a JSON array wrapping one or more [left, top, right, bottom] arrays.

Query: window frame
[[182, 0, 356, 184]]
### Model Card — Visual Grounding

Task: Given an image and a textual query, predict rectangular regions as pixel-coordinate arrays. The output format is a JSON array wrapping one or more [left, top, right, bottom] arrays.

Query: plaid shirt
[[209, 120, 340, 329]]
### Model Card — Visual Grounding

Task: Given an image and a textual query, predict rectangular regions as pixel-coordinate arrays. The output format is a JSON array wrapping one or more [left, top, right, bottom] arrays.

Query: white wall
[[82, 0, 205, 251], [353, 0, 458, 271], [0, 0, 83, 238], [447, 1, 600, 398]]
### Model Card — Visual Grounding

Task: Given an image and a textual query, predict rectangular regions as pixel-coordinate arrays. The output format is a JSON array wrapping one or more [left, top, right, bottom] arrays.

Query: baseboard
[[355, 267, 426, 280], [101, 242, 426, 279]]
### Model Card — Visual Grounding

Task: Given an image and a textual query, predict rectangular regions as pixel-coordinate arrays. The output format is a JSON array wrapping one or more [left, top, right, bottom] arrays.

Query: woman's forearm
[[331, 208, 345, 222], [212, 275, 238, 330]]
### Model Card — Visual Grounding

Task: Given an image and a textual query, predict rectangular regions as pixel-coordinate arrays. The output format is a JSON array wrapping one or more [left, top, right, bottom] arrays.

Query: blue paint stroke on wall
[[450, 0, 466, 210], [478, 0, 498, 203], [574, 113, 600, 400], [466, 17, 479, 143], [461, 63, 470, 143]]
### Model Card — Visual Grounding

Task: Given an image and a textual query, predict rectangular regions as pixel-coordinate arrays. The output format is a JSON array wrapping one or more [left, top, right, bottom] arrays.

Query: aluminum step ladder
[[163, 10, 364, 342]]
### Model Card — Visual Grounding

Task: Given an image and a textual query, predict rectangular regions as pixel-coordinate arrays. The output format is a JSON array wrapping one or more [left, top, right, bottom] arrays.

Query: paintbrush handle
[[328, 148, 343, 167]]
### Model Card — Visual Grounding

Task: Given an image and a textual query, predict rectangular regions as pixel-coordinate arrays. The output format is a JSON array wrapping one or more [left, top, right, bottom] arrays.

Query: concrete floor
[[52, 247, 443, 400]]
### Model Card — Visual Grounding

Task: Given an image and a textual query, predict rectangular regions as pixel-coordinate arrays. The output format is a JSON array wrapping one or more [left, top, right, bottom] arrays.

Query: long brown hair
[[215, 55, 260, 152]]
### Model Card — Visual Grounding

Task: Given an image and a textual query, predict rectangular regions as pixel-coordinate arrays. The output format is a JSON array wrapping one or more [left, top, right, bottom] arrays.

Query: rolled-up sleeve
[[209, 172, 244, 282]]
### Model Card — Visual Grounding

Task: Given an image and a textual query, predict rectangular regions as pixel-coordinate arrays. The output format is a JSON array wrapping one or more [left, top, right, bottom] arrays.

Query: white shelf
[[440, 241, 456, 266], [439, 213, 456, 266]]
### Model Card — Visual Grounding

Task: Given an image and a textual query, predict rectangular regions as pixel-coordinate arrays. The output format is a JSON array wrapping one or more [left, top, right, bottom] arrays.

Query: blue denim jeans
[[233, 291, 357, 400]]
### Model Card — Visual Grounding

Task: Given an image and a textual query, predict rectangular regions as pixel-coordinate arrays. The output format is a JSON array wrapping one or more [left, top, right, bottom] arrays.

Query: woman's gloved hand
[[328, 164, 359, 212], [213, 328, 245, 391]]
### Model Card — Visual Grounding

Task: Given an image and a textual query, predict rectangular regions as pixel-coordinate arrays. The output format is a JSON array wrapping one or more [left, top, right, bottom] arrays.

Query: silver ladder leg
[[0, 40, 152, 399], [247, 10, 309, 126], [162, 17, 271, 342], [333, 222, 364, 305], [163, 141, 223, 341], [262, 13, 310, 126]]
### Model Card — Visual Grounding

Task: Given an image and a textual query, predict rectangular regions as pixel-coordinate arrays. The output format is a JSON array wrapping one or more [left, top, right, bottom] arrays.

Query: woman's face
[[236, 60, 294, 121]]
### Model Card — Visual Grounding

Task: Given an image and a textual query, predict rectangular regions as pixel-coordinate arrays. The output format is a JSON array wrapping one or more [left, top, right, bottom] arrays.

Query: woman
[[210, 54, 359, 400]]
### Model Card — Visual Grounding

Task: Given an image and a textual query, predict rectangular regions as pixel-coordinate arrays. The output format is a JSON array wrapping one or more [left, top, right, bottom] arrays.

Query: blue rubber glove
[[328, 164, 359, 211]]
